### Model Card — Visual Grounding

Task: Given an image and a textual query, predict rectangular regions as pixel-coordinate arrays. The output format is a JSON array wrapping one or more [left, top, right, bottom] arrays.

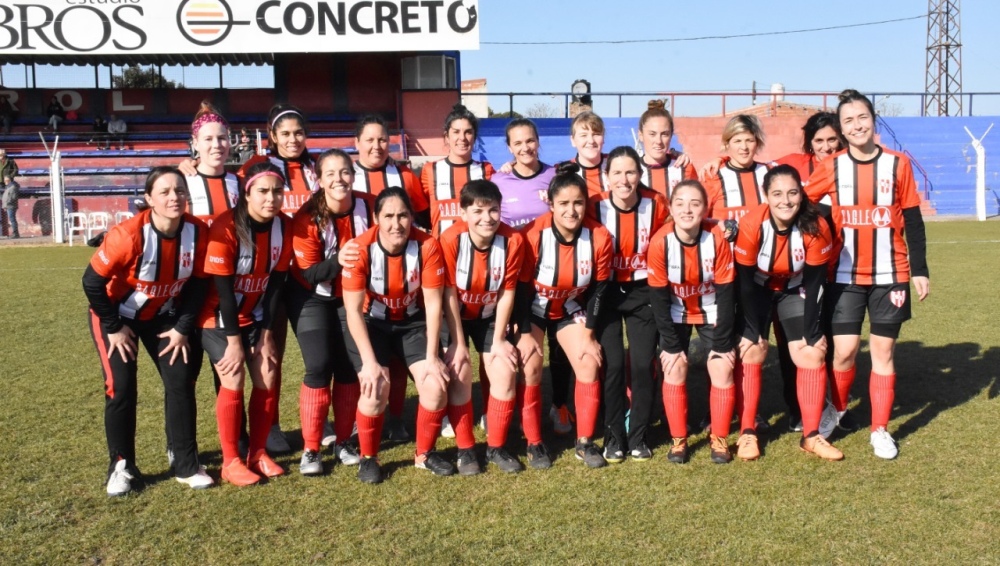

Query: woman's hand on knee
[[659, 350, 687, 377]]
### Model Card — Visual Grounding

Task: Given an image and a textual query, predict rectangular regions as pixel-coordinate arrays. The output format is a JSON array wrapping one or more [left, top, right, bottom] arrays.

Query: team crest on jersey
[[181, 251, 192, 268], [639, 228, 649, 248], [890, 289, 906, 308], [409, 268, 419, 283], [879, 178, 892, 195], [492, 267, 502, 281], [271, 246, 280, 262], [872, 207, 892, 228], [794, 248, 805, 262], [703, 258, 714, 273], [580, 260, 591, 276]]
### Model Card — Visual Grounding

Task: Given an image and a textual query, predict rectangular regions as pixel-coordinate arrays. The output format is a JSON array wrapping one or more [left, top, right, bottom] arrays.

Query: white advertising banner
[[0, 0, 479, 55]]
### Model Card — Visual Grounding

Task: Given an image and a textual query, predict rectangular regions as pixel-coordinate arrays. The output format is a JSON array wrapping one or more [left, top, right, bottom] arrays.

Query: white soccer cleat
[[106, 459, 134, 497], [321, 420, 337, 448], [818, 403, 843, 439], [440, 415, 456, 439], [870, 427, 899, 460], [175, 468, 214, 490]]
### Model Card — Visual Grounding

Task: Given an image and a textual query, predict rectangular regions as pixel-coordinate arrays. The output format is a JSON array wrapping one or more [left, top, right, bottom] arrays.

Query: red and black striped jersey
[[571, 154, 607, 199], [587, 187, 669, 282], [185, 171, 239, 225], [352, 161, 429, 214], [647, 220, 734, 325], [733, 203, 833, 292], [440, 220, 524, 321], [773, 152, 820, 181], [520, 213, 613, 321], [703, 161, 769, 223], [200, 209, 293, 328], [421, 158, 495, 237], [341, 226, 445, 321], [90, 209, 208, 322], [640, 157, 698, 200], [239, 153, 317, 216], [290, 192, 375, 298], [805, 146, 922, 285]]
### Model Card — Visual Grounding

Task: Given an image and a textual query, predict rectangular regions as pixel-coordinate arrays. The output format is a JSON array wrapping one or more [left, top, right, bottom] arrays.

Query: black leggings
[[286, 284, 358, 389], [88, 310, 203, 477], [598, 282, 658, 449]]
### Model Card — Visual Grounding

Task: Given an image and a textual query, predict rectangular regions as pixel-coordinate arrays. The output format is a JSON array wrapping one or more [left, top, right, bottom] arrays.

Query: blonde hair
[[570, 111, 605, 136], [721, 114, 765, 151]]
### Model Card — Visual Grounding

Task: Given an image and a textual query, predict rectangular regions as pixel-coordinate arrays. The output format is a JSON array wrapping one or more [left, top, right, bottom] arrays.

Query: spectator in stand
[[1, 148, 19, 238], [1, 95, 15, 135], [46, 97, 66, 132], [108, 114, 128, 150], [90, 115, 108, 148], [236, 128, 256, 162]]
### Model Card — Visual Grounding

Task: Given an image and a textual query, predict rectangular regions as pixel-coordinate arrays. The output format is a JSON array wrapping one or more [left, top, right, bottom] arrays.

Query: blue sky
[[460, 0, 1000, 117]]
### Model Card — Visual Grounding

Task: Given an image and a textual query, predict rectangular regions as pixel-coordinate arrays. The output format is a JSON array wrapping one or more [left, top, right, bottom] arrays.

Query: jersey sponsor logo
[[890, 289, 906, 308], [612, 254, 647, 271], [672, 282, 714, 299], [97, 250, 110, 265], [534, 282, 584, 301], [459, 289, 498, 306], [135, 279, 187, 298], [821, 243, 833, 255], [437, 202, 461, 219], [733, 246, 748, 257], [727, 209, 748, 221], [234, 275, 269, 294], [840, 206, 893, 228], [176, 0, 250, 47], [380, 290, 419, 310], [208, 255, 225, 264]]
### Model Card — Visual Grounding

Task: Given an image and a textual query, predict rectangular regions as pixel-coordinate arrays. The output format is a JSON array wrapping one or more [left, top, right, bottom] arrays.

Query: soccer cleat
[[455, 448, 482, 476], [575, 438, 607, 469], [221, 458, 261, 487], [549, 405, 575, 436], [248, 452, 285, 478], [358, 457, 383, 484], [384, 417, 411, 442], [486, 447, 523, 473], [106, 459, 135, 497], [440, 416, 456, 439], [266, 424, 292, 454], [476, 414, 488, 434], [788, 418, 804, 433], [415, 452, 456, 476], [800, 433, 845, 461], [709, 434, 732, 464], [755, 415, 771, 432], [299, 450, 323, 476], [836, 410, 862, 432], [321, 420, 337, 448], [818, 402, 842, 439], [666, 437, 688, 464], [175, 468, 214, 489], [526, 443, 552, 470], [629, 442, 653, 462], [870, 427, 899, 460], [336, 442, 361, 466], [736, 431, 760, 461], [603, 436, 625, 464]]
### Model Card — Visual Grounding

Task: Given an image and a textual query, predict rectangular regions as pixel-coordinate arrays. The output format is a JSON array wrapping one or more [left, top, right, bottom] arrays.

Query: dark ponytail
[[548, 161, 587, 202], [443, 103, 479, 139]]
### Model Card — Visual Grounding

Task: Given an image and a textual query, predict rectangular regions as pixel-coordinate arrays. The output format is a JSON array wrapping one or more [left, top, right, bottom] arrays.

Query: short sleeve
[[713, 225, 736, 284], [90, 224, 136, 278], [291, 211, 323, 270], [274, 218, 294, 273], [896, 157, 922, 209], [439, 227, 459, 287], [341, 243, 369, 292], [205, 221, 237, 276], [402, 167, 430, 213], [804, 156, 835, 203], [191, 219, 210, 278], [646, 226, 668, 288], [421, 237, 445, 289], [593, 226, 614, 282], [806, 221, 834, 266], [503, 231, 524, 290], [519, 231, 538, 284], [733, 209, 762, 267]]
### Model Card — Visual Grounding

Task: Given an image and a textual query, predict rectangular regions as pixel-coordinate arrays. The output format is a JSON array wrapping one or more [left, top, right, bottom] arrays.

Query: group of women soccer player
[[84, 88, 929, 495]]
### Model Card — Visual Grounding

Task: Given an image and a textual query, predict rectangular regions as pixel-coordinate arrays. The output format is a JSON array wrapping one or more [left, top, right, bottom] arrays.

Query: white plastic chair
[[66, 212, 87, 246], [115, 211, 134, 225], [87, 212, 111, 240]]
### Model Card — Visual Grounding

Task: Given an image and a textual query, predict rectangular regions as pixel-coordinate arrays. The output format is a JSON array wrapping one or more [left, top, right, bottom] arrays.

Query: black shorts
[[201, 323, 261, 366], [671, 323, 725, 354], [462, 317, 517, 354], [741, 287, 809, 343], [827, 283, 911, 337], [345, 316, 435, 371], [530, 313, 586, 335]]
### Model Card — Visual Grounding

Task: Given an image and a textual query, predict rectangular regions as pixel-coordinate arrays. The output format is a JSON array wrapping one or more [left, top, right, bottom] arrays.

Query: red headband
[[244, 171, 285, 193], [192, 113, 228, 136]]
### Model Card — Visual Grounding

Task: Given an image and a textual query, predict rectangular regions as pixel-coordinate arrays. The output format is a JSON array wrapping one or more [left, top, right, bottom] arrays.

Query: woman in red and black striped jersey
[[647, 180, 737, 464], [421, 103, 495, 237], [638, 100, 698, 200], [83, 167, 212, 496], [516, 163, 615, 469], [239, 104, 318, 216], [200, 161, 293, 486], [440, 180, 525, 474], [587, 146, 668, 463], [570, 111, 608, 198], [702, 114, 770, 226], [185, 101, 239, 225], [734, 165, 843, 461], [805, 89, 930, 460], [340, 188, 452, 484], [288, 149, 375, 475]]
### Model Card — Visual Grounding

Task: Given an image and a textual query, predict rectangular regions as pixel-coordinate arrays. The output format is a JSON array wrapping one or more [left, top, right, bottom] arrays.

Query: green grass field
[[1, 221, 998, 564]]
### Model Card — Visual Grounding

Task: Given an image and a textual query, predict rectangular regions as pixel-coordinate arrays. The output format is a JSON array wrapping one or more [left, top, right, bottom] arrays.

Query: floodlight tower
[[924, 0, 963, 116]]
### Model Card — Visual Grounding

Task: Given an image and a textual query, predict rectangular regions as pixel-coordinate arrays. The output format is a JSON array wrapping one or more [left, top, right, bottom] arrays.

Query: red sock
[[271, 367, 282, 426], [740, 362, 762, 432], [299, 384, 329, 452], [709, 384, 735, 438], [355, 411, 384, 458], [831, 367, 856, 412], [662, 382, 688, 438], [478, 357, 490, 414], [248, 386, 276, 456], [870, 372, 896, 430], [415, 405, 446, 455], [388, 359, 407, 417], [332, 382, 361, 442], [521, 384, 542, 444], [486, 396, 515, 448], [798, 365, 827, 437], [448, 401, 476, 450], [575, 380, 601, 439], [216, 387, 244, 463]]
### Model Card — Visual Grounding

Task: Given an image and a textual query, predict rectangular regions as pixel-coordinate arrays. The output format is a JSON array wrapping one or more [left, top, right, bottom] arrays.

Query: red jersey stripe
[[647, 220, 734, 325], [421, 158, 495, 237], [441, 220, 524, 320]]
